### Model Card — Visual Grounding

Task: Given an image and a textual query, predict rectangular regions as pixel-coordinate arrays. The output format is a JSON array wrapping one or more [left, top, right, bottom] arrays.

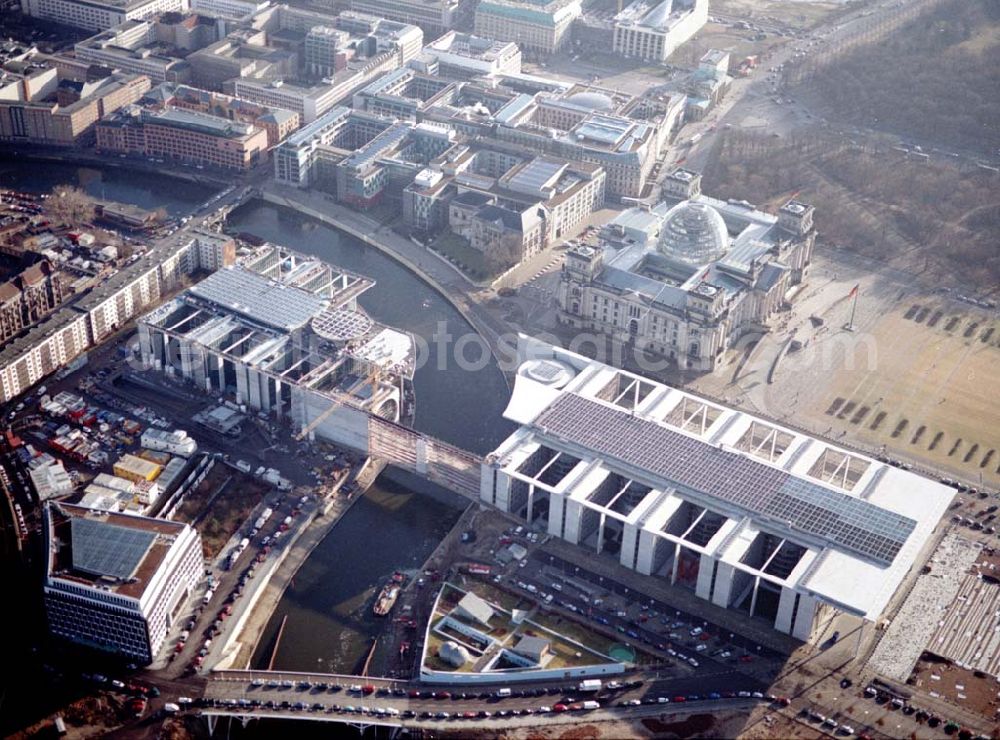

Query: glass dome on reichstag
[[564, 91, 616, 113], [656, 201, 730, 265]]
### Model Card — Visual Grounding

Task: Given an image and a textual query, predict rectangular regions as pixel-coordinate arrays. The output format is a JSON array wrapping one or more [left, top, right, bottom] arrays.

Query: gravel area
[[867, 531, 980, 681]]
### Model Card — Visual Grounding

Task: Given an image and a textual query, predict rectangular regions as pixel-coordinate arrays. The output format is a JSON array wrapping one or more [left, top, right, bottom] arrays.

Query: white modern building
[[190, 0, 268, 19], [138, 245, 415, 450], [612, 0, 708, 63], [417, 31, 522, 78], [482, 337, 953, 641], [75, 21, 192, 85], [43, 503, 203, 664], [23, 0, 188, 32]]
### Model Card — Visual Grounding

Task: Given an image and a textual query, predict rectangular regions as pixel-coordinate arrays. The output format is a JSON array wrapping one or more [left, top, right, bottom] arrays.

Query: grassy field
[[465, 580, 531, 614], [803, 301, 1000, 486], [424, 632, 477, 672], [529, 611, 620, 658]]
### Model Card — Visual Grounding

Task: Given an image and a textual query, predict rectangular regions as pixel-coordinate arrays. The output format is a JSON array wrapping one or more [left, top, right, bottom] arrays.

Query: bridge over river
[[366, 415, 484, 499], [199, 668, 764, 734]]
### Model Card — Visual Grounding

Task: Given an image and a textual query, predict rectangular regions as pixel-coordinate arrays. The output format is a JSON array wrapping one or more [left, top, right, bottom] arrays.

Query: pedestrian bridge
[[367, 416, 483, 499]]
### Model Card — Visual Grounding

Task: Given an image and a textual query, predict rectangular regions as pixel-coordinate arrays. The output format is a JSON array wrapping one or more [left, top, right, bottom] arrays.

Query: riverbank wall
[[256, 188, 511, 386]]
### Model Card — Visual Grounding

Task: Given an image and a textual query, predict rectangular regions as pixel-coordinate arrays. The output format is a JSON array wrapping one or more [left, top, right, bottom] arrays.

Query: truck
[[578, 679, 602, 692], [254, 508, 273, 531], [495, 688, 512, 698]]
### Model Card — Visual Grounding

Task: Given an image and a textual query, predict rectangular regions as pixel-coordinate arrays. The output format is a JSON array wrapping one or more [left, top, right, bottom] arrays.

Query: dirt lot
[[802, 301, 1000, 485], [174, 463, 270, 558], [9, 693, 132, 740], [690, 252, 1000, 488], [910, 653, 1000, 721], [446, 711, 754, 739], [671, 21, 788, 67], [714, 0, 853, 29]]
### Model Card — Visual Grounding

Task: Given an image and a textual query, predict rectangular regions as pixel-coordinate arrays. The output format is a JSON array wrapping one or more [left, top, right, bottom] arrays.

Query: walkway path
[[221, 463, 380, 671], [260, 184, 515, 382]]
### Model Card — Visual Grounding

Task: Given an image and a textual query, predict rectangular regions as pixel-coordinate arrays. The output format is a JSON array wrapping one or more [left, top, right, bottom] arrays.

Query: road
[[198, 670, 765, 732], [659, 0, 990, 185]]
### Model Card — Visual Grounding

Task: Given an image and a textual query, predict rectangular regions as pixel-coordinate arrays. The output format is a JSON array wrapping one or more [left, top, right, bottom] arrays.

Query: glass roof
[[532, 393, 916, 565], [70, 517, 156, 580]]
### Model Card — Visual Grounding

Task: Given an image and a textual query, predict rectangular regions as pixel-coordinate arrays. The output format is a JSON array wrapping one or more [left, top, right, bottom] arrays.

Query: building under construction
[[482, 336, 952, 642], [137, 244, 415, 451]]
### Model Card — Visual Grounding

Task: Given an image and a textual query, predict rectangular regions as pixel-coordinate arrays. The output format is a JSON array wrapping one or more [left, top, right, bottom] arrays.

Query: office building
[[22, 0, 188, 32], [43, 502, 203, 664], [190, 0, 268, 19], [138, 245, 416, 449], [143, 82, 300, 146], [348, 0, 459, 35], [612, 0, 708, 63], [74, 18, 218, 84], [96, 105, 269, 171], [0, 58, 150, 146], [482, 336, 952, 641], [474, 0, 581, 55], [273, 105, 393, 186], [416, 31, 522, 79], [406, 149, 606, 264], [424, 81, 683, 200]]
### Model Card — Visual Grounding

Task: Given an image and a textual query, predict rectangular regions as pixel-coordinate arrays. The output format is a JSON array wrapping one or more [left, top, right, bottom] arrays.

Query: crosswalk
[[525, 256, 563, 285]]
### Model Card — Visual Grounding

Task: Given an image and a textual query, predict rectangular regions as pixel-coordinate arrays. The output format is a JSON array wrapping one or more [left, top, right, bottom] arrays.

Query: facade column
[[749, 575, 761, 618], [670, 542, 680, 584]]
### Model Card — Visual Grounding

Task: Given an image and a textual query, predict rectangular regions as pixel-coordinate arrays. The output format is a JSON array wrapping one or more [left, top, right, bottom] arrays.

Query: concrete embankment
[[257, 188, 510, 379], [216, 461, 386, 671], [0, 148, 233, 189]]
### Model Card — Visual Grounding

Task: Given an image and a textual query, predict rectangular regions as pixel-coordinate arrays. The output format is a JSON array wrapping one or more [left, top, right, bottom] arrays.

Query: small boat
[[421, 298, 432, 308], [373, 572, 406, 617]]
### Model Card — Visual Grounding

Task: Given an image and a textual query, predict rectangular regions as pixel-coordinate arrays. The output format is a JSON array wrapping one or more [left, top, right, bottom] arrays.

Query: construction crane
[[294, 363, 383, 442]]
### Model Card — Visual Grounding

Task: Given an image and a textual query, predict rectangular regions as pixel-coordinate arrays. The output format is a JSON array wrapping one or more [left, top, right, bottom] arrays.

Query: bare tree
[[45, 185, 96, 228], [485, 232, 522, 275]]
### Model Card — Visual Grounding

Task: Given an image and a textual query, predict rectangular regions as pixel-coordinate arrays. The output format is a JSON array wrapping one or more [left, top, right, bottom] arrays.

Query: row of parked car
[[860, 684, 989, 739]]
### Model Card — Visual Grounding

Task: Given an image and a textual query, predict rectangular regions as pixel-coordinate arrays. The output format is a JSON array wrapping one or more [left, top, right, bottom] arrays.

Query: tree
[[45, 184, 96, 228], [484, 232, 522, 276]]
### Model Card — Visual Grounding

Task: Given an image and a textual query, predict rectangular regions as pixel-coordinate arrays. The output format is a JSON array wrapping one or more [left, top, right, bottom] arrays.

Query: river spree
[[4, 158, 514, 677], [226, 201, 513, 672], [0, 159, 217, 216]]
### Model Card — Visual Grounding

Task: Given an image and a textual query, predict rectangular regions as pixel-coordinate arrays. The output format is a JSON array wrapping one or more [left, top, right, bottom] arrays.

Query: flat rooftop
[[189, 266, 329, 332], [495, 337, 955, 620], [45, 502, 188, 600]]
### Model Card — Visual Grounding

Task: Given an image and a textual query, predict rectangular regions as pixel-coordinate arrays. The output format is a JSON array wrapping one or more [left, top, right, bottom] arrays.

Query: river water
[[0, 159, 218, 216], [5, 159, 513, 679], [224, 202, 514, 673]]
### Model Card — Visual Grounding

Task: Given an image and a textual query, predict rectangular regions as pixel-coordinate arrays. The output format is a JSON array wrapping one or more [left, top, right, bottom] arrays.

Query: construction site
[[137, 243, 417, 452]]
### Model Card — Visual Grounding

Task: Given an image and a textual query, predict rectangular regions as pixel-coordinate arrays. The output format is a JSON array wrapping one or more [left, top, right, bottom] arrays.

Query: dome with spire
[[656, 201, 729, 265]]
